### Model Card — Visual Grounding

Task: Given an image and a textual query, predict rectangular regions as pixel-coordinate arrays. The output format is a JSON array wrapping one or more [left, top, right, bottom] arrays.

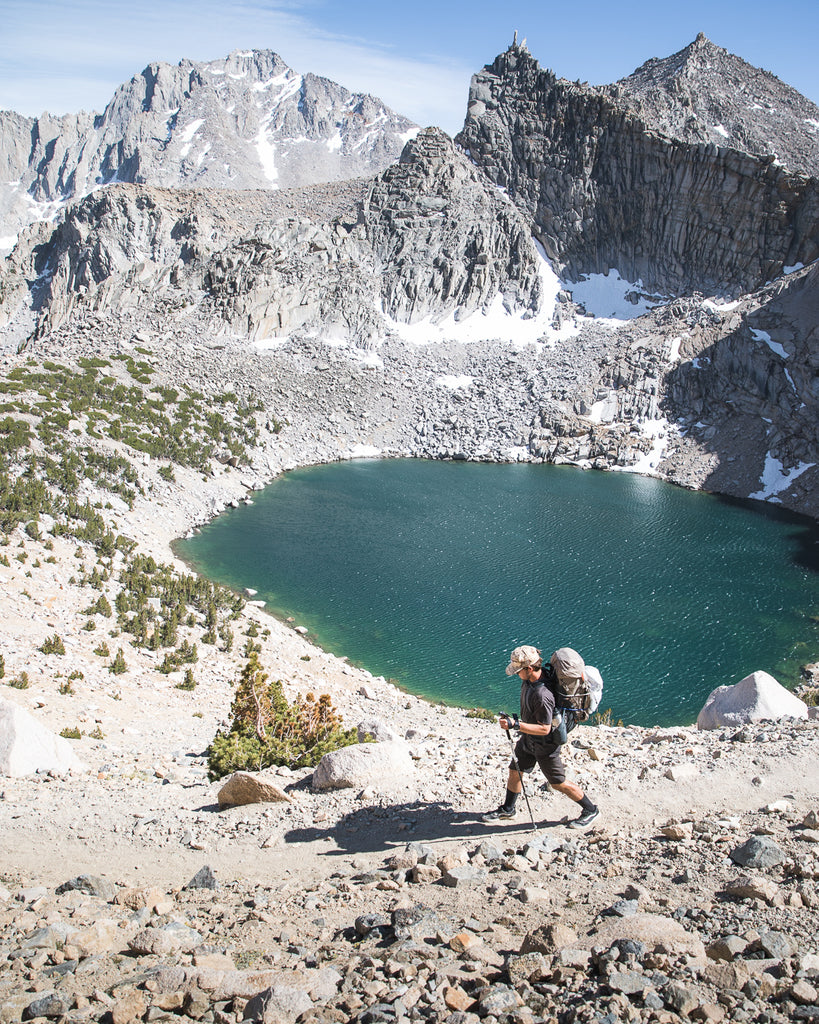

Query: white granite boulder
[[697, 671, 808, 731], [312, 741, 414, 791], [0, 698, 87, 777], [356, 718, 401, 743]]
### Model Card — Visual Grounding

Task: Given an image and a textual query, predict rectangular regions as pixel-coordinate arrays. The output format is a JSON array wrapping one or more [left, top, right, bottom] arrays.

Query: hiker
[[482, 645, 600, 828]]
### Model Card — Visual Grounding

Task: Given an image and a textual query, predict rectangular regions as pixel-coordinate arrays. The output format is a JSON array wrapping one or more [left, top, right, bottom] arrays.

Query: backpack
[[549, 647, 604, 724]]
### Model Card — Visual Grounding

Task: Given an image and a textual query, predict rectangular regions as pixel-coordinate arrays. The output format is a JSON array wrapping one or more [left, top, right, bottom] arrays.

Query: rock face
[[697, 670, 809, 730], [2, 129, 543, 346], [456, 34, 819, 296], [0, 49, 416, 250], [0, 697, 87, 777]]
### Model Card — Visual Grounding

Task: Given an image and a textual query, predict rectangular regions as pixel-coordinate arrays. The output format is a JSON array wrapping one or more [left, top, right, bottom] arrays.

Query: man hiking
[[482, 645, 600, 829]]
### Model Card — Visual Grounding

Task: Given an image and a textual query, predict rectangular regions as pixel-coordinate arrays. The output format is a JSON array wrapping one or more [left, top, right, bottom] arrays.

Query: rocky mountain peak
[[0, 50, 417, 254], [612, 35, 819, 170], [458, 38, 819, 297]]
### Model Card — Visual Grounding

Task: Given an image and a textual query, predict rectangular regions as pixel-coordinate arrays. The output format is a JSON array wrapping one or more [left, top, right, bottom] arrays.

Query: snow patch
[[804, 118, 819, 130], [586, 395, 619, 424], [750, 328, 788, 359], [612, 418, 673, 476], [357, 351, 384, 369], [179, 119, 204, 144], [436, 375, 474, 391], [256, 125, 279, 184], [347, 445, 382, 460], [712, 124, 730, 138], [702, 298, 740, 313], [326, 130, 343, 152], [567, 269, 665, 320], [749, 455, 814, 501], [784, 263, 804, 274], [0, 235, 18, 252], [382, 246, 581, 347], [667, 336, 683, 362]]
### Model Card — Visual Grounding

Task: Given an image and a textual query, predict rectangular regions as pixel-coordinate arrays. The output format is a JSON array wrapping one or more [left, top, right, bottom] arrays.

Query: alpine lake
[[175, 459, 819, 727]]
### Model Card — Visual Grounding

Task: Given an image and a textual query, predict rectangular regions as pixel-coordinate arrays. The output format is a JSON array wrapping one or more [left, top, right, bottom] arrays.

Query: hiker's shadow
[[284, 799, 567, 856]]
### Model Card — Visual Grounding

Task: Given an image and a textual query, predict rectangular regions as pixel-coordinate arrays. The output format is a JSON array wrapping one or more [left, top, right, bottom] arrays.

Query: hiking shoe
[[482, 805, 516, 822], [569, 806, 599, 829]]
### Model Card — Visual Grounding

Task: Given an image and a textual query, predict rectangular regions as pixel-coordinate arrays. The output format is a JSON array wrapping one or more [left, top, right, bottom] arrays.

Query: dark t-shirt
[[519, 669, 559, 752]]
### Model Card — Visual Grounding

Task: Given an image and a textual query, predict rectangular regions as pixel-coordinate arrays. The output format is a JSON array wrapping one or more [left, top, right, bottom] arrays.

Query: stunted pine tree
[[207, 648, 358, 779]]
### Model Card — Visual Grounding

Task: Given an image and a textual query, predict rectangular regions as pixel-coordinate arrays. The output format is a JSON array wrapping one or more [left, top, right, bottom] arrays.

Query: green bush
[[60, 726, 82, 739], [207, 651, 358, 779], [109, 649, 127, 674], [466, 706, 496, 721], [93, 642, 110, 657], [8, 671, 29, 689], [0, 653, 4, 678], [176, 669, 197, 690], [39, 634, 66, 655], [84, 594, 112, 617]]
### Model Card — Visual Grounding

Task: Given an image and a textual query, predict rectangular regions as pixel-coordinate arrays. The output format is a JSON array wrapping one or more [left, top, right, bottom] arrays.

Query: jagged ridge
[[456, 37, 819, 297]]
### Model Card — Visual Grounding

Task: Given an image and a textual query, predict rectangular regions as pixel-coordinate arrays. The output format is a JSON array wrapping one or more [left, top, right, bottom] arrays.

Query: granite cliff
[[456, 34, 819, 297]]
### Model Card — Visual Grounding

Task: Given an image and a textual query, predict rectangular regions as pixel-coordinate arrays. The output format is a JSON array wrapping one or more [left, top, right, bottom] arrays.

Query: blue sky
[[2, 0, 818, 133]]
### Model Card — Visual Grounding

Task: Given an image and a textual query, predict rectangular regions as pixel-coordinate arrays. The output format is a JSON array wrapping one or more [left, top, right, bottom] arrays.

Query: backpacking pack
[[549, 647, 604, 723]]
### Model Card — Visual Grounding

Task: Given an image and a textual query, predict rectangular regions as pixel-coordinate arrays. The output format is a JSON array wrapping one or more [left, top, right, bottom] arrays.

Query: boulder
[[357, 718, 401, 743], [243, 984, 313, 1022], [697, 671, 808, 730], [217, 771, 292, 808], [0, 697, 87, 777], [582, 913, 706, 958], [311, 741, 414, 791]]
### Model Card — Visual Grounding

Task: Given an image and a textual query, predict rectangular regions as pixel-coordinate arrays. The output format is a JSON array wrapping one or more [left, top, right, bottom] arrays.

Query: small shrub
[[176, 669, 196, 690], [93, 642, 110, 657], [8, 672, 29, 689], [84, 594, 112, 617], [60, 726, 82, 739], [40, 634, 66, 655], [88, 725, 105, 740], [109, 649, 127, 675], [82, 620, 96, 631], [0, 653, 4, 678], [466, 706, 496, 721], [157, 464, 175, 483], [58, 680, 74, 695]]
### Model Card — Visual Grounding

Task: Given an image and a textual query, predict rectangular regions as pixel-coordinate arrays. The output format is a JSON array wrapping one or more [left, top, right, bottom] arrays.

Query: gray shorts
[[511, 737, 566, 785]]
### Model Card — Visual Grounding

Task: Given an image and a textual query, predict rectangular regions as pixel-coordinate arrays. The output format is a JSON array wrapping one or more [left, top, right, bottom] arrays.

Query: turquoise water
[[176, 460, 819, 726]]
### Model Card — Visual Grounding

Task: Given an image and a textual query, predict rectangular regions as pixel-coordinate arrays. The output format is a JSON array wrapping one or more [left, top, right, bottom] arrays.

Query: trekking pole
[[506, 727, 539, 833]]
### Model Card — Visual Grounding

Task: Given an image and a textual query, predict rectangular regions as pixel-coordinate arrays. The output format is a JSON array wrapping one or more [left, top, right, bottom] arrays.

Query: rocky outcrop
[[2, 129, 544, 346], [0, 49, 416, 250], [662, 262, 819, 507], [456, 35, 819, 296]]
